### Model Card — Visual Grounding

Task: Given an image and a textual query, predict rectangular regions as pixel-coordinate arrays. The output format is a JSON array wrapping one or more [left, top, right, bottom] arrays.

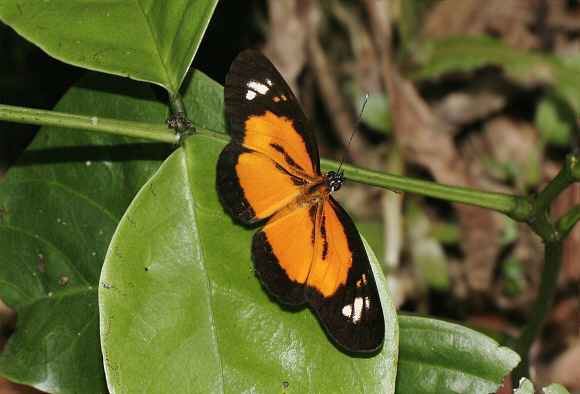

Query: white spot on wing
[[265, 78, 273, 87], [342, 296, 370, 324], [247, 81, 269, 94], [352, 297, 364, 323], [342, 304, 352, 318], [246, 90, 257, 100]]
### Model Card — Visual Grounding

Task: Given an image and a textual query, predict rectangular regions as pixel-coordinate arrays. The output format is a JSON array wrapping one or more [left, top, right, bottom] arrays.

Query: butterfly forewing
[[217, 50, 322, 223], [217, 143, 308, 222], [225, 50, 320, 178]]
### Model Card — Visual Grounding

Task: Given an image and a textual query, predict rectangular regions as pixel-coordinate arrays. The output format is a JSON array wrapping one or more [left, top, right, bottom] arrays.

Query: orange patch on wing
[[260, 204, 316, 284], [260, 196, 352, 299], [236, 151, 304, 219], [243, 111, 316, 177], [307, 199, 351, 297]]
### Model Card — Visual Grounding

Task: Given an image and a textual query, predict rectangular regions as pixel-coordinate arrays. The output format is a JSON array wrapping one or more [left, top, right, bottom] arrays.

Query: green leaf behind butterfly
[[99, 130, 400, 392]]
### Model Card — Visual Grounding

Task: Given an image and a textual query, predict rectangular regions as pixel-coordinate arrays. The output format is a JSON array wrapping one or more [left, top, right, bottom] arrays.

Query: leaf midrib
[[182, 147, 226, 393], [135, 0, 174, 93]]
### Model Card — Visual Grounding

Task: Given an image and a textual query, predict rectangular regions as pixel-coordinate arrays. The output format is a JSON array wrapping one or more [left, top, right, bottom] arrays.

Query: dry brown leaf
[[537, 343, 580, 391], [306, 4, 368, 167], [367, 0, 504, 291], [425, 0, 541, 50], [263, 0, 308, 95]]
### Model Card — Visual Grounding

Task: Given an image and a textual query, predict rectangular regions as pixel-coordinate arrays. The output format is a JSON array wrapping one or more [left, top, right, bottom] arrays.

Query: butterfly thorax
[[290, 171, 345, 209]]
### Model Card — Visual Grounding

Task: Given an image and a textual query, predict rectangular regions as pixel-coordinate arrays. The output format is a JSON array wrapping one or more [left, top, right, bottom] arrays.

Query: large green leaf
[[409, 35, 580, 117], [0, 0, 218, 95], [99, 131, 400, 392], [396, 315, 520, 393], [0, 72, 173, 392]]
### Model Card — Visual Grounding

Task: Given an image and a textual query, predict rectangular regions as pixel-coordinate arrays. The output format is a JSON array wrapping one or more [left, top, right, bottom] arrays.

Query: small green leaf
[[430, 221, 460, 244], [358, 93, 392, 133], [409, 35, 580, 117], [501, 216, 518, 245], [543, 382, 571, 394], [411, 239, 450, 290], [535, 92, 575, 146], [0, 0, 218, 94], [99, 131, 399, 392], [514, 377, 535, 394], [503, 257, 524, 296], [513, 377, 569, 394], [516, 378, 572, 394], [0, 72, 171, 392], [397, 315, 520, 393], [406, 201, 450, 290]]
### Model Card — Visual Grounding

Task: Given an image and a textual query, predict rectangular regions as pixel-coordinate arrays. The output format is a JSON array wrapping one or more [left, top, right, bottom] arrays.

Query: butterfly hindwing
[[252, 203, 313, 305], [252, 194, 384, 352], [306, 197, 384, 352]]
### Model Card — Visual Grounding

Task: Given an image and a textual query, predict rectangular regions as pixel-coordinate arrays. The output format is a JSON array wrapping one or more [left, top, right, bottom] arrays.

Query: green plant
[[1, 3, 577, 393]]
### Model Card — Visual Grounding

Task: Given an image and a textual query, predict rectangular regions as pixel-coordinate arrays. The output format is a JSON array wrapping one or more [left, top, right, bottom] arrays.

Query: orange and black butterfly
[[216, 50, 385, 352]]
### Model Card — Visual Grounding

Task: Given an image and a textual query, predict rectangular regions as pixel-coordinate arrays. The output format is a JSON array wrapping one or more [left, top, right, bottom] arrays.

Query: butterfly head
[[325, 171, 345, 192]]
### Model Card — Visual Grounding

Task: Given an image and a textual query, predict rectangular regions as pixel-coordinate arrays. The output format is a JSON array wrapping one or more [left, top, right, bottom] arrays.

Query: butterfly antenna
[[337, 92, 369, 174]]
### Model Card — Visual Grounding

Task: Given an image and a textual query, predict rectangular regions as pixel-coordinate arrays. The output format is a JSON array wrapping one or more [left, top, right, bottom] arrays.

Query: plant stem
[[512, 240, 563, 382], [169, 92, 187, 117], [527, 152, 579, 239], [556, 204, 580, 238], [0, 104, 178, 144], [321, 159, 531, 220], [511, 153, 578, 382], [532, 153, 579, 215]]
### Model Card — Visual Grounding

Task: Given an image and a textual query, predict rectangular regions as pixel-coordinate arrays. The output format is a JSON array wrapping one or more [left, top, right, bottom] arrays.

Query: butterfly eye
[[326, 171, 345, 192]]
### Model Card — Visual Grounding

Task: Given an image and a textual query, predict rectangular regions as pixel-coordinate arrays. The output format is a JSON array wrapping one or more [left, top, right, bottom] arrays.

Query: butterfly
[[216, 49, 385, 352]]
